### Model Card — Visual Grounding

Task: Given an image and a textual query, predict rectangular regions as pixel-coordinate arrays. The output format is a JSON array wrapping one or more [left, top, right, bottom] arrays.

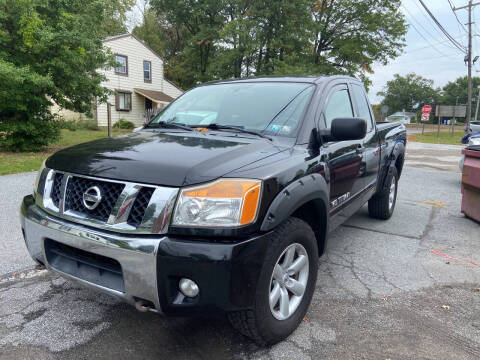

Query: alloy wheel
[[269, 243, 309, 320]]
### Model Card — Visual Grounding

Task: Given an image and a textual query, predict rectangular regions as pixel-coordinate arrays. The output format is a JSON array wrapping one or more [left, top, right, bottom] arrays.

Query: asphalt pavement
[[1, 145, 479, 359]]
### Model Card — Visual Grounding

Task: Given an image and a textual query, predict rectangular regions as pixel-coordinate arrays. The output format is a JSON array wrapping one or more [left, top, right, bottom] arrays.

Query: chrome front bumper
[[20, 195, 163, 312]]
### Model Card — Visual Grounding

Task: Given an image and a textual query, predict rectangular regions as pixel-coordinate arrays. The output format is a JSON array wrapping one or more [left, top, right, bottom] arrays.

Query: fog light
[[179, 278, 199, 297]]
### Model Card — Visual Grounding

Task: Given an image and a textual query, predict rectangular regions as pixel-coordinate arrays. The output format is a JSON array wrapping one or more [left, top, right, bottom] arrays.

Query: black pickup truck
[[21, 76, 406, 345]]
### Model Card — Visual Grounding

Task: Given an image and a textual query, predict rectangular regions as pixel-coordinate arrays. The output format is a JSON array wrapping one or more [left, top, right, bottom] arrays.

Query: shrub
[[56, 117, 99, 131], [0, 116, 60, 152], [57, 118, 79, 131], [78, 119, 99, 130], [113, 118, 135, 130]]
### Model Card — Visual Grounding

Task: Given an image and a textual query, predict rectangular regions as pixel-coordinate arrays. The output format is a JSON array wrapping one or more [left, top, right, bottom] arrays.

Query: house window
[[116, 91, 131, 111], [143, 60, 151, 82], [115, 54, 128, 75]]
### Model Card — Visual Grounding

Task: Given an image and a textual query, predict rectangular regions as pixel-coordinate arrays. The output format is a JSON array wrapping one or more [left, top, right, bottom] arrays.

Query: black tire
[[228, 217, 318, 346], [368, 167, 398, 220]]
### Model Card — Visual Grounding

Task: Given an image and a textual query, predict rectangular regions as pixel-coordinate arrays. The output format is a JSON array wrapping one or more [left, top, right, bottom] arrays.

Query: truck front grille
[[127, 187, 155, 227], [51, 173, 64, 208], [64, 177, 125, 222], [40, 170, 178, 234]]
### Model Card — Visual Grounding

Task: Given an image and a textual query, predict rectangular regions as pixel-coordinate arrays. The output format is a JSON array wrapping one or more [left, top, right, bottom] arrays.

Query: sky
[[368, 0, 478, 103], [128, 0, 477, 105]]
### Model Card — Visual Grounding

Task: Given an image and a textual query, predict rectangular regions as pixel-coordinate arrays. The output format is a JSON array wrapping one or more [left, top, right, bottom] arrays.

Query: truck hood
[[46, 130, 286, 186]]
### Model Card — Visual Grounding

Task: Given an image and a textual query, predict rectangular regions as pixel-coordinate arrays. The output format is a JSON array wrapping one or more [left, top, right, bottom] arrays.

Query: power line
[[402, 12, 461, 58], [403, 3, 465, 54], [404, 19, 451, 57], [417, 0, 467, 53], [402, 5, 442, 41], [408, 0, 466, 51], [403, 35, 468, 54], [447, 0, 469, 34]]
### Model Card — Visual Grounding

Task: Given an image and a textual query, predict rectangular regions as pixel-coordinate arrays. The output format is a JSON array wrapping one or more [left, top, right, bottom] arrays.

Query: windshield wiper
[[146, 121, 194, 132], [191, 123, 272, 141]]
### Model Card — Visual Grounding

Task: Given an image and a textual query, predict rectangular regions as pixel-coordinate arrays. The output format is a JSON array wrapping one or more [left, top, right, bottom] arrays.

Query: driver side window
[[324, 88, 354, 128]]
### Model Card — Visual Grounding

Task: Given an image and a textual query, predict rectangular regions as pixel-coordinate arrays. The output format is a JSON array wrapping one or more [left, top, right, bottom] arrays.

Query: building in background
[[54, 33, 183, 126], [386, 111, 416, 124]]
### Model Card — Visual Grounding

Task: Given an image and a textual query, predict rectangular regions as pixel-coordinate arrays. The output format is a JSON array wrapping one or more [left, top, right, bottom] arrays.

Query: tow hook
[[135, 300, 150, 312], [134, 299, 160, 314]]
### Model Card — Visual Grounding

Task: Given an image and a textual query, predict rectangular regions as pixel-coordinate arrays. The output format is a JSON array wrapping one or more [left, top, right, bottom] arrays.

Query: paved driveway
[[1, 150, 479, 359], [0, 172, 36, 276]]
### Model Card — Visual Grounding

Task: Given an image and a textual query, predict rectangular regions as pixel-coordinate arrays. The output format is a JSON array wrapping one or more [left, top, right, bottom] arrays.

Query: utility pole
[[453, 0, 480, 132], [475, 86, 480, 122], [107, 102, 112, 138]]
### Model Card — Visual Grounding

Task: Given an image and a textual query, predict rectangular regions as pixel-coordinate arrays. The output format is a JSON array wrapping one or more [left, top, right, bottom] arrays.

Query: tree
[[0, 0, 115, 151], [377, 73, 440, 115], [100, 0, 135, 37], [308, 0, 407, 88], [142, 0, 407, 90], [442, 76, 480, 119]]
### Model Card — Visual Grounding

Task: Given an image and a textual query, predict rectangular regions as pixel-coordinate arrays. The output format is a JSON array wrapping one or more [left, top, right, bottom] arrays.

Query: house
[[54, 33, 183, 126], [386, 111, 416, 124]]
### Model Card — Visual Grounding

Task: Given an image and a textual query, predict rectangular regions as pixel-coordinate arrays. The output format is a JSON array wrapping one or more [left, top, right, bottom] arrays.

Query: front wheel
[[228, 217, 318, 345], [368, 167, 398, 220]]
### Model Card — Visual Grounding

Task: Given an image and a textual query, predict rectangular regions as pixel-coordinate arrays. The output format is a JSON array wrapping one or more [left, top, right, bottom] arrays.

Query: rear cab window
[[350, 83, 374, 132]]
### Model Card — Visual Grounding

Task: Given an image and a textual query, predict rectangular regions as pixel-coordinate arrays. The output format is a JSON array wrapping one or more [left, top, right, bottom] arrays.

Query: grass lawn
[[409, 129, 465, 145], [0, 128, 129, 175]]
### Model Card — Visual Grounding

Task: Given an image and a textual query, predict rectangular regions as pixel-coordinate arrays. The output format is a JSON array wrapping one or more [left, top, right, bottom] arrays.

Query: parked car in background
[[470, 121, 480, 133], [21, 76, 406, 345]]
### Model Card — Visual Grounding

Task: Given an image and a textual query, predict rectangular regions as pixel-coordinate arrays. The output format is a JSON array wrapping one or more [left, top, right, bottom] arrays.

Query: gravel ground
[[0, 153, 479, 359]]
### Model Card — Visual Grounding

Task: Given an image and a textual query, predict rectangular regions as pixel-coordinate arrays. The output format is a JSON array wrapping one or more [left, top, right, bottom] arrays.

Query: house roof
[[103, 33, 164, 63], [134, 88, 174, 103], [103, 33, 130, 42]]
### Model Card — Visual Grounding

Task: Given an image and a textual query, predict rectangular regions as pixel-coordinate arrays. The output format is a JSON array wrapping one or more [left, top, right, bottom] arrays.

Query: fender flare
[[379, 140, 405, 192], [260, 173, 329, 232]]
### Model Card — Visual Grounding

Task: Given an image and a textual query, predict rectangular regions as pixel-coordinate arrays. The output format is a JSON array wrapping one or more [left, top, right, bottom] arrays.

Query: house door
[[145, 98, 153, 110]]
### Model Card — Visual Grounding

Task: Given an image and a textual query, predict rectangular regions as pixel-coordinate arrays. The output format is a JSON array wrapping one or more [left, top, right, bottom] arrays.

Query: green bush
[[57, 118, 79, 131], [113, 118, 135, 130], [56, 118, 99, 131], [0, 117, 60, 152], [78, 119, 99, 130]]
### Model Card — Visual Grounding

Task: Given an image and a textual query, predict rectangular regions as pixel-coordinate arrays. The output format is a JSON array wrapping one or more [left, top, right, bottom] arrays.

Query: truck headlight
[[172, 179, 262, 227], [33, 159, 47, 195]]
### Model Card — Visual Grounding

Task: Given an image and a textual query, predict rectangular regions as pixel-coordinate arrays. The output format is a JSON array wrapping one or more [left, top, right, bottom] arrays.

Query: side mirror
[[331, 117, 367, 141]]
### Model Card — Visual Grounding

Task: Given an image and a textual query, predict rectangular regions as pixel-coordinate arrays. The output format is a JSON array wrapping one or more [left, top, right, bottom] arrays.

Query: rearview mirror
[[331, 117, 367, 141]]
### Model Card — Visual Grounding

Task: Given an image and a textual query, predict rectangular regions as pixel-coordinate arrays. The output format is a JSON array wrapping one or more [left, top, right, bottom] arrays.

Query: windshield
[[147, 82, 315, 137]]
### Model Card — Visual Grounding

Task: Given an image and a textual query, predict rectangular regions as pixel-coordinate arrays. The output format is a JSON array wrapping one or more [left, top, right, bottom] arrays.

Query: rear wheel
[[228, 217, 318, 345], [368, 167, 398, 220]]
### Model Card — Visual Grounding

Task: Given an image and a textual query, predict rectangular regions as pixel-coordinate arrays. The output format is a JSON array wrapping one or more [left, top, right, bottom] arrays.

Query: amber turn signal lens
[[183, 179, 259, 198], [240, 185, 261, 224]]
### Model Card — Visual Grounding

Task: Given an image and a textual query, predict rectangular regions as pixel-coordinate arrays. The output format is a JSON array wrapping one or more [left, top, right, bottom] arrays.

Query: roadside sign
[[422, 105, 432, 114], [436, 105, 467, 117], [421, 113, 430, 122]]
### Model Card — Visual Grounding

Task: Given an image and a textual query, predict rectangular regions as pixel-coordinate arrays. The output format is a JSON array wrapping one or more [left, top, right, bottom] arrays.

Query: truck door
[[320, 84, 364, 225], [349, 83, 380, 193]]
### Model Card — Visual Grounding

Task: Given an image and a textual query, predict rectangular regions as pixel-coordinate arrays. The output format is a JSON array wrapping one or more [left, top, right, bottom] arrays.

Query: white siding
[[52, 34, 183, 126], [163, 79, 184, 99], [97, 35, 183, 126]]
